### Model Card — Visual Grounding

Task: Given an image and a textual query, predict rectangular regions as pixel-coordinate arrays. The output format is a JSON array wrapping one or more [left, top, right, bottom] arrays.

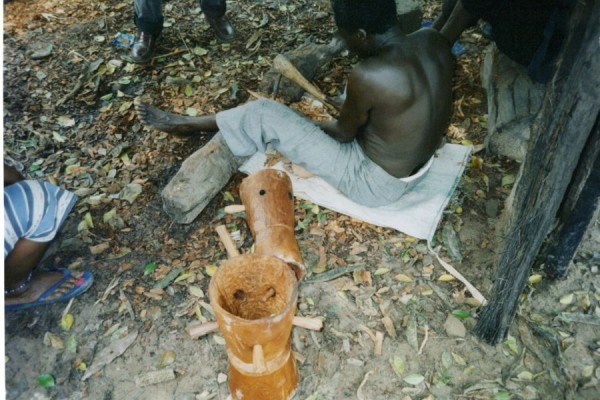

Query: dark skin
[[135, 23, 455, 178], [4, 164, 80, 306]]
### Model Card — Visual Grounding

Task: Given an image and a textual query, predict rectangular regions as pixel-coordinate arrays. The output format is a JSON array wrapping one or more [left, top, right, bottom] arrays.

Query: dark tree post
[[473, 0, 600, 344], [542, 123, 600, 279]]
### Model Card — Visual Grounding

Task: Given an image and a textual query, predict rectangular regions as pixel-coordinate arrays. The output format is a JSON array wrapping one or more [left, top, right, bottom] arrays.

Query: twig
[[62, 298, 75, 319], [356, 370, 374, 400], [428, 242, 487, 305], [418, 325, 429, 355], [151, 49, 187, 60], [303, 264, 365, 284], [95, 276, 120, 305], [119, 289, 135, 320]]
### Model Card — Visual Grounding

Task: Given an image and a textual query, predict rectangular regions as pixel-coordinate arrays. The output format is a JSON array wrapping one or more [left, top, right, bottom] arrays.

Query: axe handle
[[273, 54, 340, 112]]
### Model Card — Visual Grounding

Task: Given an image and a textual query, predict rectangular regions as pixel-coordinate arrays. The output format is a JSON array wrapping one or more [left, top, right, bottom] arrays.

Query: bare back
[[349, 28, 454, 177]]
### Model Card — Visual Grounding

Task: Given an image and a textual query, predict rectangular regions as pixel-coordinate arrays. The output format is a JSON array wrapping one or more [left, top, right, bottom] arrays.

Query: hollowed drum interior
[[210, 255, 298, 321]]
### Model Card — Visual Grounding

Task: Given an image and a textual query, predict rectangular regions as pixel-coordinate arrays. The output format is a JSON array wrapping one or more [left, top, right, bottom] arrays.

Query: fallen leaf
[[43, 332, 64, 349], [37, 374, 55, 388], [143, 262, 157, 276], [451, 309, 470, 319], [52, 131, 67, 143], [403, 373, 425, 385], [159, 351, 176, 368], [504, 334, 519, 354], [66, 334, 77, 353], [559, 293, 575, 305], [61, 313, 74, 331], [57, 115, 75, 127], [189, 286, 204, 298], [438, 274, 456, 282], [90, 242, 110, 255], [82, 331, 138, 381], [394, 273, 413, 283], [205, 264, 218, 277], [120, 183, 142, 204], [528, 274, 543, 285], [390, 355, 405, 377]]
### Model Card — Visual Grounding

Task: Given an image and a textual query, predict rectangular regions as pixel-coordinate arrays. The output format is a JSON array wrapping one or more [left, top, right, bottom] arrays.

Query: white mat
[[239, 144, 472, 241]]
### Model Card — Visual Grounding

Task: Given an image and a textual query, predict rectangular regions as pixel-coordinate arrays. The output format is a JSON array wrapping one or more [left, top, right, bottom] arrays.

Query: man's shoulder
[[351, 57, 411, 87]]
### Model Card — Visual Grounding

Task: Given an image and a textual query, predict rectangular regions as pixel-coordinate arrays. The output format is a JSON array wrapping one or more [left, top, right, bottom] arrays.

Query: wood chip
[[135, 368, 176, 387], [381, 316, 397, 338]]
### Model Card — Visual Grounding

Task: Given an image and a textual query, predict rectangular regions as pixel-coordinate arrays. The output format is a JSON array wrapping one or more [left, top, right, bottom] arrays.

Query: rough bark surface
[[161, 133, 247, 223], [481, 45, 546, 162], [473, 0, 599, 344]]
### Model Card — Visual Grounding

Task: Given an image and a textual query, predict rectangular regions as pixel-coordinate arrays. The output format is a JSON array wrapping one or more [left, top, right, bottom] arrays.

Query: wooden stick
[[252, 344, 267, 373], [374, 331, 384, 356], [272, 54, 339, 112], [224, 204, 246, 214], [188, 316, 324, 339], [291, 316, 323, 331], [428, 243, 487, 305], [215, 224, 240, 258], [187, 321, 219, 339]]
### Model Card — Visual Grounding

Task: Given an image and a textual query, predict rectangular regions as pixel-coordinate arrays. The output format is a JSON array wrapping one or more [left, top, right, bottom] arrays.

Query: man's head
[[331, 0, 398, 55]]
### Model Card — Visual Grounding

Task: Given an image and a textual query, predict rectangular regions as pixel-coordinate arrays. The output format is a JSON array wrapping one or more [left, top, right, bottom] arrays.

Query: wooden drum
[[208, 254, 299, 399], [239, 169, 305, 280]]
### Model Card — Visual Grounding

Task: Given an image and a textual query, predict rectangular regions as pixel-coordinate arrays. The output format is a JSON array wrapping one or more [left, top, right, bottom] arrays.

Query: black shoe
[[131, 31, 157, 64], [206, 15, 235, 43]]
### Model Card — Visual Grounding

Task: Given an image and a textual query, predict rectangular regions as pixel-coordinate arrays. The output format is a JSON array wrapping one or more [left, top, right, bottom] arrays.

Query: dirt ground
[[3, 0, 600, 399]]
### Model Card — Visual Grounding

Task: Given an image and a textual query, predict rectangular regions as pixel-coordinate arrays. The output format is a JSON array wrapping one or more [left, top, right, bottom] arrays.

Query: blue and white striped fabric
[[4, 180, 77, 258]]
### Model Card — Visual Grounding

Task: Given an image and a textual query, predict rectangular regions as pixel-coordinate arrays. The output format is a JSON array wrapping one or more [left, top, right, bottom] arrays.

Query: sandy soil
[[3, 0, 600, 399]]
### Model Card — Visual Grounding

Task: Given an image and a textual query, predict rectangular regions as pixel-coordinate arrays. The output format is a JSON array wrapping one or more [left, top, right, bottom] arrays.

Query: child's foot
[[5, 269, 93, 311]]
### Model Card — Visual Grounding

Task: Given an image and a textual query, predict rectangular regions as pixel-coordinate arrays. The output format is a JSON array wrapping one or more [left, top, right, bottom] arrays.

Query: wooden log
[[473, 0, 599, 344], [161, 132, 247, 224], [260, 37, 345, 103]]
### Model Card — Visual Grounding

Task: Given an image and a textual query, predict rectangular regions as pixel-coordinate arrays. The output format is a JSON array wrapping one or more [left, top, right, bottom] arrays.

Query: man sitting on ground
[[135, 0, 455, 207]]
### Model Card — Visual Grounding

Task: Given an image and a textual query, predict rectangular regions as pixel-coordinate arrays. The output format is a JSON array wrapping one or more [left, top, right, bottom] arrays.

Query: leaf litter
[[3, 0, 600, 398]]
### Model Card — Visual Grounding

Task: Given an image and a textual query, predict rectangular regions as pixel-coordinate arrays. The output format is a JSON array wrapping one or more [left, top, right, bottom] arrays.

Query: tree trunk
[[473, 0, 600, 344]]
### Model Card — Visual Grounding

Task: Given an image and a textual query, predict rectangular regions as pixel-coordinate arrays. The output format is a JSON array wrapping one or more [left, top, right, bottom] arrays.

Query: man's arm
[[4, 164, 24, 186], [317, 68, 371, 143]]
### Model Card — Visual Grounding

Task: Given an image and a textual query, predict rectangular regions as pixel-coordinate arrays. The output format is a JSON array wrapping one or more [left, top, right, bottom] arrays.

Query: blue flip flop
[[5, 268, 94, 311]]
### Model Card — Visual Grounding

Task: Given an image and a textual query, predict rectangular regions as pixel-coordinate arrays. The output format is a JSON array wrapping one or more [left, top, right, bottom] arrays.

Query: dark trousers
[[134, 0, 226, 36]]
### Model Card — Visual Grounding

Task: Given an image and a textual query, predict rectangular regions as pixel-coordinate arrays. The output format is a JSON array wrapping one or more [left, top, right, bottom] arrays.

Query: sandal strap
[[36, 269, 75, 302]]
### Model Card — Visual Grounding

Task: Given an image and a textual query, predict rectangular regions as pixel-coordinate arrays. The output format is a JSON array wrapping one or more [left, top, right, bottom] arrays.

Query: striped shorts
[[4, 180, 77, 258]]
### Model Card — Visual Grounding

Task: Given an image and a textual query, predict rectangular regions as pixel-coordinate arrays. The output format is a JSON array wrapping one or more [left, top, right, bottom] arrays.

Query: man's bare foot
[[5, 269, 93, 309], [134, 97, 217, 136]]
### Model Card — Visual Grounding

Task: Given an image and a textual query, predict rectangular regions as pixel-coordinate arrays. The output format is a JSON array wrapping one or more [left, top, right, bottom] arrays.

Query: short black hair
[[331, 0, 398, 34]]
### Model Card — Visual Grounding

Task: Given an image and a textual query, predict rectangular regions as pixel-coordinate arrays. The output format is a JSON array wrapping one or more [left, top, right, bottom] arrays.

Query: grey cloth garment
[[134, 0, 226, 36], [215, 99, 432, 207]]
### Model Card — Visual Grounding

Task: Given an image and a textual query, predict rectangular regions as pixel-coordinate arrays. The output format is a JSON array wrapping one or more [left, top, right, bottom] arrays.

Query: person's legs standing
[[131, 0, 163, 63], [200, 0, 235, 42]]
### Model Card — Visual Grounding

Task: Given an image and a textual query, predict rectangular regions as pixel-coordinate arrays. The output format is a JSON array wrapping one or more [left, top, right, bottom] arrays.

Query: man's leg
[[200, 0, 235, 42], [134, 97, 219, 135], [436, 0, 478, 45], [132, 0, 163, 63]]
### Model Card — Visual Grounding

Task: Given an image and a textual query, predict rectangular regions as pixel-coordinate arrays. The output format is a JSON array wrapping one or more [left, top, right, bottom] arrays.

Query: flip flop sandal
[[5, 268, 94, 311]]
